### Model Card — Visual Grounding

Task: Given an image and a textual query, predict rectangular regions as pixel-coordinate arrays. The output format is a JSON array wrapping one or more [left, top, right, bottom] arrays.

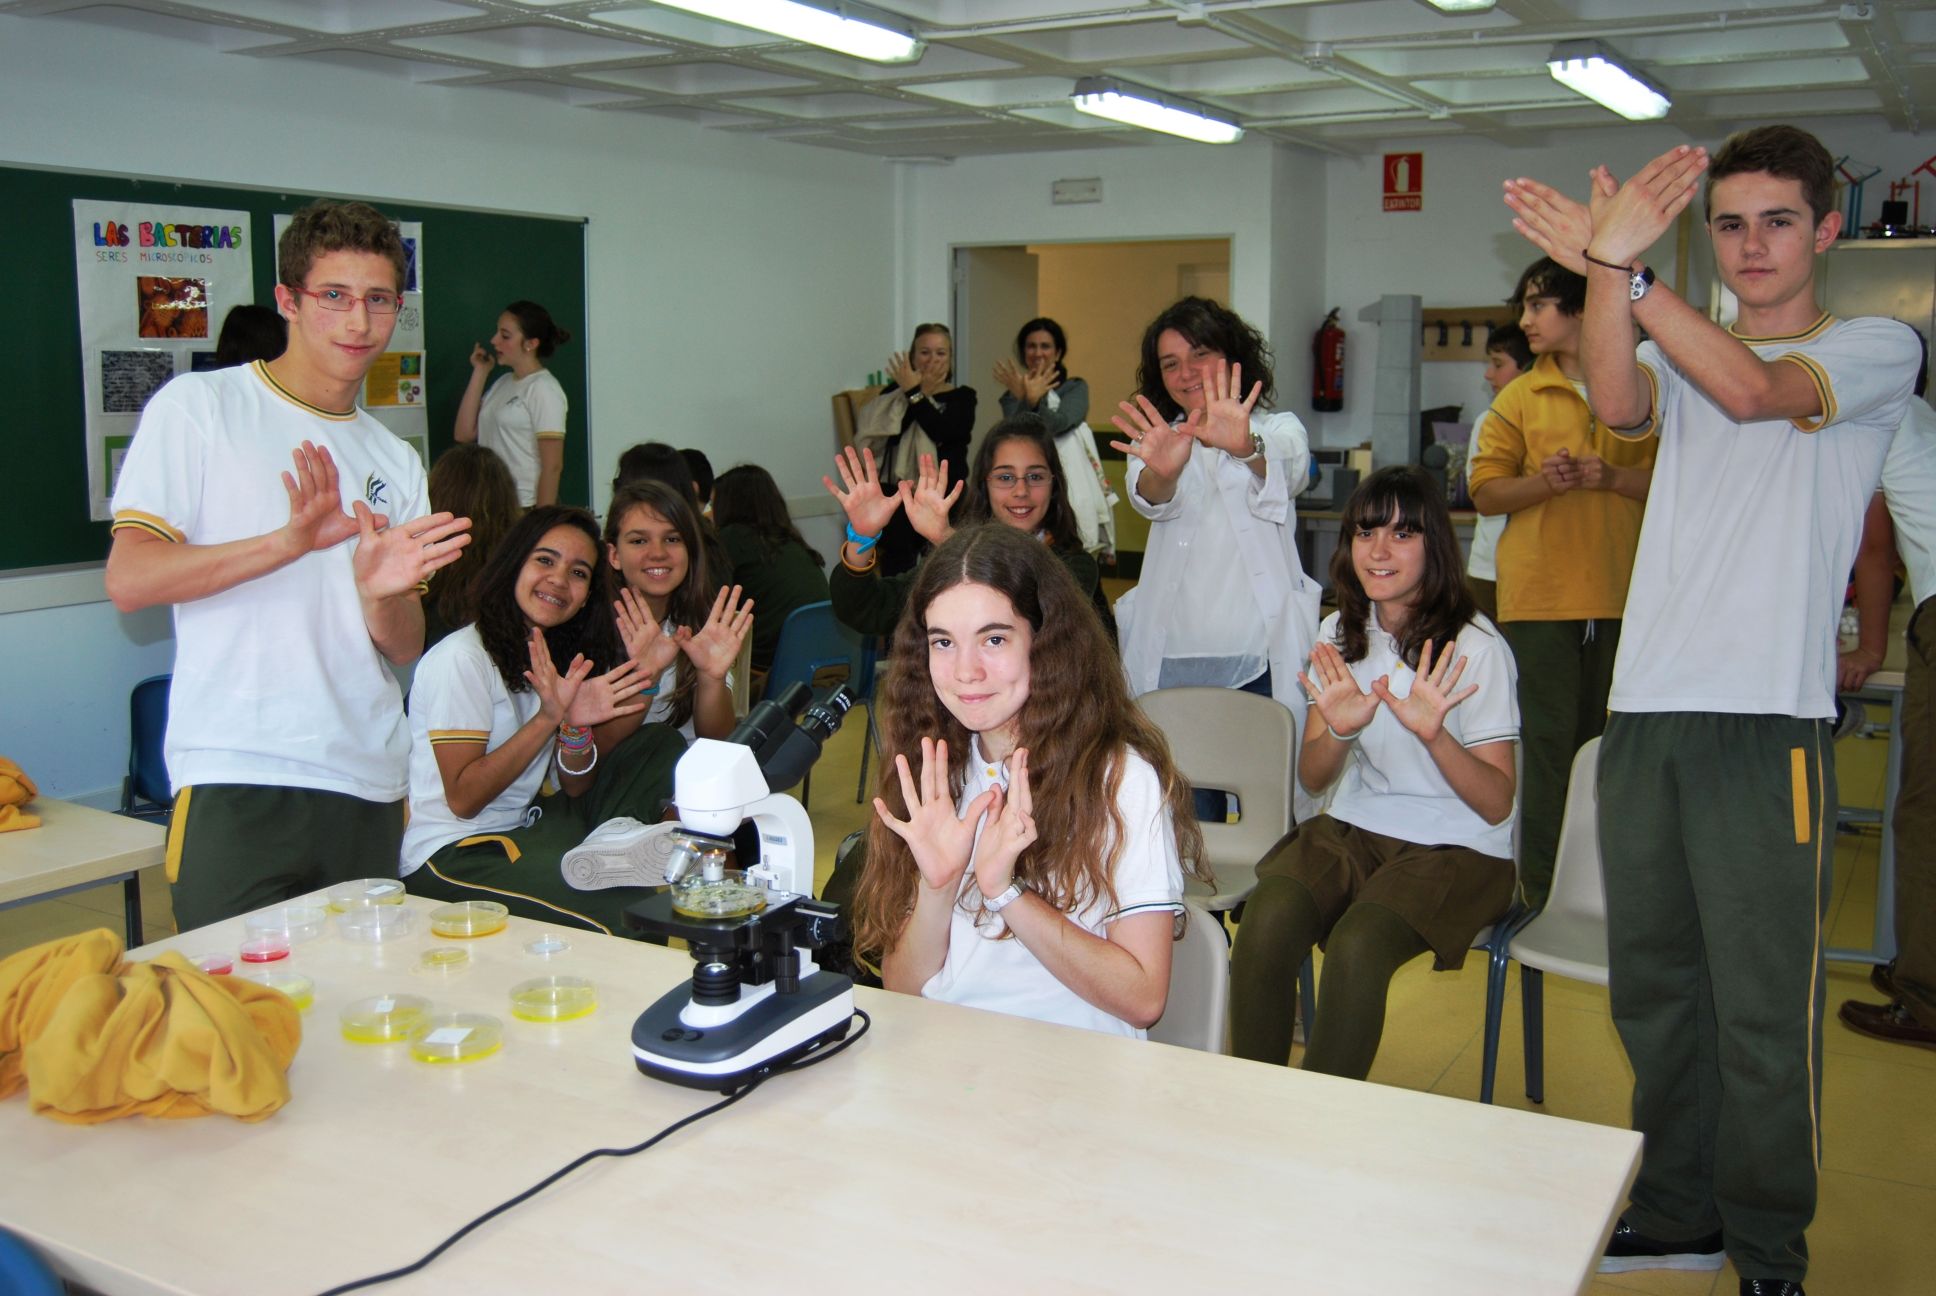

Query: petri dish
[[509, 976, 596, 1022], [524, 935, 571, 958], [234, 968, 315, 1011], [326, 878, 407, 911], [669, 871, 768, 919], [429, 901, 509, 939], [339, 993, 431, 1044], [192, 952, 234, 976], [238, 935, 290, 964], [245, 904, 328, 944], [416, 946, 471, 975], [409, 1013, 503, 1064], [336, 905, 417, 944]]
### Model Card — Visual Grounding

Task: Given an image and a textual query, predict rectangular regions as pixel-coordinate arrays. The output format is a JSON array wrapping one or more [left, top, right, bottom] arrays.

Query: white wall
[[0, 14, 893, 799]]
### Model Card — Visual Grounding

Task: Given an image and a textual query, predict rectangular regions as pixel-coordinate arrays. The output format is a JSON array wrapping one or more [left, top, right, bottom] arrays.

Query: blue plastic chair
[[760, 602, 863, 806], [119, 674, 172, 823], [0, 1228, 63, 1296]]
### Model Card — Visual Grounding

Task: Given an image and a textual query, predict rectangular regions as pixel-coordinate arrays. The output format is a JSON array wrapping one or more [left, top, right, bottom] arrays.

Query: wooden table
[[0, 898, 1640, 1295], [0, 798, 161, 947]]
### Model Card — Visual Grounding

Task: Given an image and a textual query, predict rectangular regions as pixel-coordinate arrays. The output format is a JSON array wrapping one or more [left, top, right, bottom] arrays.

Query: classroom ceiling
[[6, 0, 1934, 158]]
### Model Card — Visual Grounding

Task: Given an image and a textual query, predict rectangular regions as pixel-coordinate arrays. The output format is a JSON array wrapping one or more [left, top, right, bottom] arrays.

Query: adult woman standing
[[1109, 297, 1322, 817], [853, 323, 976, 575], [455, 300, 573, 508], [994, 317, 1116, 558]]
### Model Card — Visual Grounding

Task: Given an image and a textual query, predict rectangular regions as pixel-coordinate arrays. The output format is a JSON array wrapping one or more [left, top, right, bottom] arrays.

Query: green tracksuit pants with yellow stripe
[[1598, 711, 1834, 1285]]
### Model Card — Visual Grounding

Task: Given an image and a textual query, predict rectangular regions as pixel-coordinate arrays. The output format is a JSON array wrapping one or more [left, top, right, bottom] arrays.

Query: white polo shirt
[[1609, 315, 1918, 719], [1320, 608, 1519, 860], [479, 368, 567, 506], [1882, 396, 1936, 609], [110, 361, 430, 802], [921, 739, 1185, 1038]]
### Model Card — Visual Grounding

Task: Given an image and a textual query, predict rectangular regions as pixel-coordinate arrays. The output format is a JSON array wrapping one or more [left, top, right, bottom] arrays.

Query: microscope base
[[632, 971, 856, 1093]]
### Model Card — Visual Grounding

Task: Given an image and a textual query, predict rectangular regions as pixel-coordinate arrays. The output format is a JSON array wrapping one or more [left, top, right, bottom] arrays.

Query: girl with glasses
[[993, 316, 1117, 558]]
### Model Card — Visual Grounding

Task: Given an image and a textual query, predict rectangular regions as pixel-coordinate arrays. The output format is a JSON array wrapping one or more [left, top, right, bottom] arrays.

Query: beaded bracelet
[[845, 522, 881, 553], [557, 725, 593, 752]]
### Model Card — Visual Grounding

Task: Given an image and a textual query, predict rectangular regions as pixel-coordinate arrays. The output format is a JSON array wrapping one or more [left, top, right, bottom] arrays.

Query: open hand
[[1021, 363, 1056, 406], [1503, 177, 1599, 275], [566, 658, 650, 728], [351, 504, 472, 601], [675, 584, 752, 682], [1110, 395, 1197, 482], [1298, 641, 1380, 739], [615, 587, 680, 680], [1201, 358, 1263, 457], [873, 737, 996, 894], [524, 627, 595, 727], [888, 351, 921, 392], [282, 442, 363, 554], [971, 749, 1036, 899], [1372, 639, 1478, 744], [992, 357, 1028, 401], [904, 452, 962, 546], [824, 446, 908, 539], [1584, 145, 1708, 267]]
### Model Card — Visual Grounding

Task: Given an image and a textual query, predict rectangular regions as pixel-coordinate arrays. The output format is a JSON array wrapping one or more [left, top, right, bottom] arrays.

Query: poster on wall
[[1383, 152, 1423, 212], [72, 200, 254, 520], [273, 213, 427, 466]]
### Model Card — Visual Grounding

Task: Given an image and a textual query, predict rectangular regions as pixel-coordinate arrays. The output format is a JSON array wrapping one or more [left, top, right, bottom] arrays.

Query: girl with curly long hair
[[1229, 467, 1519, 1075], [400, 506, 684, 935], [850, 524, 1206, 1037]]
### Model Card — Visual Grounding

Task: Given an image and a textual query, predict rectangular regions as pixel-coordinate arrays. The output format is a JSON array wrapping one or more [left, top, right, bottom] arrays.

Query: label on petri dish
[[422, 1027, 472, 1046], [369, 882, 402, 897], [373, 997, 394, 1014]]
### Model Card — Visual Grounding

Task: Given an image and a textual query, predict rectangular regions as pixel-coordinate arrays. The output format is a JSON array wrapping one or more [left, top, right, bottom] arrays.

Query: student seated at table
[[400, 505, 684, 936], [710, 463, 830, 675], [849, 524, 1205, 1038], [1230, 467, 1519, 1076], [424, 443, 520, 649]]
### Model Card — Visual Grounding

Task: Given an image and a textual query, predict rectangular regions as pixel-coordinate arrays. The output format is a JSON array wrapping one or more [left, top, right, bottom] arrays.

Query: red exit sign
[[1384, 152, 1422, 212]]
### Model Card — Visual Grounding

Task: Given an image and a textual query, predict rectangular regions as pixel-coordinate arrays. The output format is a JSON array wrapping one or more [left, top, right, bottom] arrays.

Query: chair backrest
[[1548, 737, 1606, 921], [1147, 900, 1228, 1053], [761, 601, 862, 704], [128, 673, 172, 808], [1137, 687, 1295, 871], [730, 630, 753, 718]]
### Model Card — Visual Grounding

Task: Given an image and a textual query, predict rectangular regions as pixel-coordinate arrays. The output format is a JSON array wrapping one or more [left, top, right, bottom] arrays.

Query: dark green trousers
[[1896, 598, 1936, 1022], [1599, 711, 1834, 1284], [1501, 618, 1620, 910]]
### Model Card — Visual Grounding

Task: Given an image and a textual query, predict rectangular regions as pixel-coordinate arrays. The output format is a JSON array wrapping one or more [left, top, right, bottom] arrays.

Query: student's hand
[[1838, 646, 1885, 693], [566, 658, 650, 728], [675, 584, 753, 682], [971, 749, 1037, 899], [992, 357, 1028, 401], [524, 627, 595, 727], [1582, 145, 1709, 268], [825, 446, 909, 547], [874, 737, 996, 895], [1572, 453, 1619, 492], [1299, 641, 1381, 739], [615, 587, 680, 679], [888, 351, 921, 393], [469, 343, 494, 375], [350, 504, 473, 601], [1372, 639, 1478, 745], [281, 441, 367, 554], [1539, 447, 1581, 496], [1021, 363, 1056, 406], [1200, 358, 1263, 457], [1110, 395, 1197, 482], [904, 453, 962, 546], [1503, 176, 1602, 276]]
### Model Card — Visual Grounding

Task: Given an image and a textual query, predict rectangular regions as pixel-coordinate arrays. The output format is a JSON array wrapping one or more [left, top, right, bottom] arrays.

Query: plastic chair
[[1148, 900, 1230, 1053], [729, 630, 753, 719], [0, 1228, 63, 1296], [1137, 687, 1295, 916], [1480, 737, 1607, 1105], [119, 673, 172, 823], [760, 602, 863, 805]]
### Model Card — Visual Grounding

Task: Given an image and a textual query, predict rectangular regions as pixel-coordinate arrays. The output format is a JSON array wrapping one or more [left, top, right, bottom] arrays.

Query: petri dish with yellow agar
[[416, 946, 471, 975], [234, 968, 315, 1011], [339, 994, 431, 1044], [336, 905, 417, 943], [409, 1013, 503, 1064], [429, 900, 509, 939], [509, 976, 596, 1022], [669, 871, 768, 919], [326, 878, 407, 911]]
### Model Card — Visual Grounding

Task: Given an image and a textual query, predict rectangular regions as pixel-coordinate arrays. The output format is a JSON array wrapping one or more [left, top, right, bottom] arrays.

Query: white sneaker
[[561, 819, 682, 891]]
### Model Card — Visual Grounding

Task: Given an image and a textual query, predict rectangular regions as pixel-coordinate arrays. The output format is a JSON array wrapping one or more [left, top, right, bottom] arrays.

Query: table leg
[[123, 873, 143, 949]]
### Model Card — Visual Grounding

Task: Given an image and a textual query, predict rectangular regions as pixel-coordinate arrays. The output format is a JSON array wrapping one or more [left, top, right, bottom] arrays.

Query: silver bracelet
[[1325, 723, 1360, 742], [558, 742, 599, 775]]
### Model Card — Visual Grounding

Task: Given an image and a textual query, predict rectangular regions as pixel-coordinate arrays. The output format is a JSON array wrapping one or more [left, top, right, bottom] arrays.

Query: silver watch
[[1238, 429, 1265, 463], [984, 882, 1025, 914]]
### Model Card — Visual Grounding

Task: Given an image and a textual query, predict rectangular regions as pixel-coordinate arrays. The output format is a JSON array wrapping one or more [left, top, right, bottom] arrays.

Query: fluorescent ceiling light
[[651, 0, 924, 64], [1546, 40, 1671, 121], [1070, 77, 1243, 144], [1420, 0, 1496, 11]]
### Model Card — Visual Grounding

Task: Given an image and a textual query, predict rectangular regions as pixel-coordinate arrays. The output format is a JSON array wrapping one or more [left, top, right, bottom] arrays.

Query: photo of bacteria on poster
[[101, 349, 177, 414], [136, 276, 209, 338]]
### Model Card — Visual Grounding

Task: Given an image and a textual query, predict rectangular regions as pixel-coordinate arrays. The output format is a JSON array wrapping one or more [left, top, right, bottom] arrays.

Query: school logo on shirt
[[365, 473, 389, 508]]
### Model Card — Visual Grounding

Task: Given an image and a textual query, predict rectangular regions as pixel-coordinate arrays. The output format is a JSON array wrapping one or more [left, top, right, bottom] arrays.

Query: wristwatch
[[1237, 429, 1266, 463], [1628, 264, 1656, 302], [984, 882, 1025, 914]]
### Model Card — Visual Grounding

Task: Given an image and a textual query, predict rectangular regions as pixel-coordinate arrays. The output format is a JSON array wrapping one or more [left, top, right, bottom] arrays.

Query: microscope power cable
[[314, 1006, 871, 1296]]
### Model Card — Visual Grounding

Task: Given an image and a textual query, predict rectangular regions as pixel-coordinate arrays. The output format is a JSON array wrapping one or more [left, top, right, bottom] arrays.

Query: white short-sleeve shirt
[[1465, 399, 1506, 581], [1320, 608, 1519, 860], [479, 368, 568, 506], [110, 361, 430, 802], [400, 625, 549, 873], [1881, 396, 1936, 609], [921, 739, 1185, 1038], [1610, 315, 1918, 718]]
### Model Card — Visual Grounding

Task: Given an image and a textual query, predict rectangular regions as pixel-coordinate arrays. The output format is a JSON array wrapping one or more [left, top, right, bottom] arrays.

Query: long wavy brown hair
[[850, 525, 1206, 967], [602, 479, 718, 731], [1330, 465, 1482, 669]]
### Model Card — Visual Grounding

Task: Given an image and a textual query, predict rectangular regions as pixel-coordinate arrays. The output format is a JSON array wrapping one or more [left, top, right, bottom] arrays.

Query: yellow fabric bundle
[[0, 928, 302, 1124], [0, 755, 39, 832]]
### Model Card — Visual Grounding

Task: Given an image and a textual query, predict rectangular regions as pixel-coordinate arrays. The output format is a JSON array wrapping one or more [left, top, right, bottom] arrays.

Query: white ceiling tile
[[395, 24, 662, 68], [592, 61, 818, 94]]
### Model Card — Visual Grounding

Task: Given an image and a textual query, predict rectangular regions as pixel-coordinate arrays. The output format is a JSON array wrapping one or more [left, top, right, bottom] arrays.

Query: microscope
[[626, 683, 860, 1091]]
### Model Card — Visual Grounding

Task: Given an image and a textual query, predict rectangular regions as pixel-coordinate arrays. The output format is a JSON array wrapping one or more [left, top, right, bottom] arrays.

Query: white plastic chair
[[1480, 736, 1608, 1104], [1148, 900, 1229, 1053], [1137, 687, 1296, 915]]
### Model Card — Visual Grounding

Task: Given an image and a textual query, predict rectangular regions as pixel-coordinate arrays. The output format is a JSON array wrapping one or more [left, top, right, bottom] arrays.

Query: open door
[[952, 246, 1039, 452]]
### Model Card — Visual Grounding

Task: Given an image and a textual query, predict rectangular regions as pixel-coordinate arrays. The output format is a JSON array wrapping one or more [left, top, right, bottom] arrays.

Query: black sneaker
[[1741, 1280, 1804, 1295], [1599, 1218, 1726, 1273]]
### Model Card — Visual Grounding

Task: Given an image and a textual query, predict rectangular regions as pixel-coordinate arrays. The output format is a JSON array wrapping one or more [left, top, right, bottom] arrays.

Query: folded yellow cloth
[[0, 757, 38, 831], [0, 929, 301, 1123]]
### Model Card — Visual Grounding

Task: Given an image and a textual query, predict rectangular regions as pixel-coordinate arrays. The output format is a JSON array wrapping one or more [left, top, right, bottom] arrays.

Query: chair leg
[[123, 875, 144, 949], [856, 704, 878, 804], [1522, 967, 1545, 1104], [1298, 952, 1317, 1045], [1480, 946, 1510, 1105]]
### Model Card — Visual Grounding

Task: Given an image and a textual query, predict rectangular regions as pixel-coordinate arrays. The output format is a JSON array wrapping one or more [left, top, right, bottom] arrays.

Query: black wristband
[[1581, 248, 1635, 273]]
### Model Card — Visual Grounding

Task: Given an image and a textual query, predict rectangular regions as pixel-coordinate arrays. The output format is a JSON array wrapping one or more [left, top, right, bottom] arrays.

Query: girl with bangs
[[1229, 467, 1520, 1077], [850, 524, 1207, 1038]]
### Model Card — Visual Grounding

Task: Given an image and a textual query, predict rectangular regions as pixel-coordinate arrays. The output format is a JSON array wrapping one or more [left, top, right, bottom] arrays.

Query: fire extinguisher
[[1312, 308, 1345, 412]]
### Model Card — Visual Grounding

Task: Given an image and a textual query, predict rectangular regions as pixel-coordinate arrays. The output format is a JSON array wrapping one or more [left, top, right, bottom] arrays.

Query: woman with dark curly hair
[[1110, 296, 1323, 818], [399, 505, 684, 935], [849, 524, 1206, 1037]]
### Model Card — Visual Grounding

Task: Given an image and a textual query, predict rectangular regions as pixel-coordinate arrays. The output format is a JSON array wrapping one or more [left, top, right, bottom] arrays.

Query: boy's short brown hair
[[1704, 125, 1837, 227], [277, 200, 407, 293]]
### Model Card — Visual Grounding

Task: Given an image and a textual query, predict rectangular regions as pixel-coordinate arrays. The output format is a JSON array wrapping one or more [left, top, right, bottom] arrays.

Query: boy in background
[[1463, 322, 1532, 621]]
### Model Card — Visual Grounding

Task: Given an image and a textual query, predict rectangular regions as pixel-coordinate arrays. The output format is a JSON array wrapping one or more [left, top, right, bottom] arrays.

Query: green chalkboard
[[10, 164, 589, 572]]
